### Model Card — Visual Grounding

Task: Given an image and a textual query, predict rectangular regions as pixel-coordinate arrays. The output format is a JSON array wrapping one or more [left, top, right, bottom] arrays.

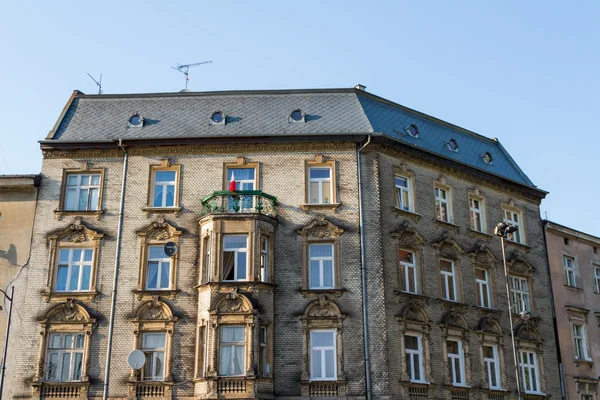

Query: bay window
[[222, 235, 248, 281]]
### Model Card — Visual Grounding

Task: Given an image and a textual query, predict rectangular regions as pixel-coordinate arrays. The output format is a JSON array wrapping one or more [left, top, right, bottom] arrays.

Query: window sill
[[299, 288, 346, 299], [574, 358, 594, 367], [564, 284, 583, 291], [142, 206, 182, 217], [300, 203, 342, 212], [42, 290, 99, 303], [392, 207, 422, 222], [433, 218, 460, 232], [54, 209, 104, 221], [522, 392, 548, 399], [132, 289, 180, 301]]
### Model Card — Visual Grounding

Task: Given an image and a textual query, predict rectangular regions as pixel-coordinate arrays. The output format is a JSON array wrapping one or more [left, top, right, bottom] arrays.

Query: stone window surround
[[43, 219, 104, 303], [223, 157, 260, 190], [469, 244, 498, 309], [562, 252, 579, 288], [515, 322, 547, 396], [575, 378, 598, 399], [433, 176, 453, 224], [468, 188, 487, 234], [440, 310, 472, 388], [507, 253, 536, 314], [393, 164, 416, 213], [392, 225, 426, 296], [143, 159, 182, 216], [565, 306, 593, 364], [433, 233, 465, 303], [55, 163, 106, 221], [301, 154, 341, 211], [475, 316, 507, 391], [501, 200, 526, 245], [396, 302, 432, 385]]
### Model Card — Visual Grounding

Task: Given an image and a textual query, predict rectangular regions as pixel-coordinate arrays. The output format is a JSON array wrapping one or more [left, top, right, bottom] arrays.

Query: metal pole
[[500, 236, 522, 400], [0, 286, 15, 399]]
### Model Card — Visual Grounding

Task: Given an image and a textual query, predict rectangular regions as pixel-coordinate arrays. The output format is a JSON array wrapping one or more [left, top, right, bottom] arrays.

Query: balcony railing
[[200, 191, 277, 217]]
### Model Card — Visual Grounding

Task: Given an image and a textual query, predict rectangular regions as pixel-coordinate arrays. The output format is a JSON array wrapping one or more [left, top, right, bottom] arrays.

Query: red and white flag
[[229, 172, 236, 191]]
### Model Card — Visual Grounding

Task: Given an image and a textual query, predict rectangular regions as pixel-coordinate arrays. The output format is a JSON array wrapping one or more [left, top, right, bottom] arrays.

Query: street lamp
[[495, 222, 531, 400], [0, 285, 14, 400]]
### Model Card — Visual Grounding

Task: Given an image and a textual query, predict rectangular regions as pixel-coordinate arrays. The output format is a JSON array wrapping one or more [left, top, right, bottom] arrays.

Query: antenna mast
[[87, 73, 103, 94], [171, 61, 213, 90]]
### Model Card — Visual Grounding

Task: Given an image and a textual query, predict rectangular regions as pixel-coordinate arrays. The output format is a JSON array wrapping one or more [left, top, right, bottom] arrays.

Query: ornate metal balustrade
[[200, 191, 277, 217]]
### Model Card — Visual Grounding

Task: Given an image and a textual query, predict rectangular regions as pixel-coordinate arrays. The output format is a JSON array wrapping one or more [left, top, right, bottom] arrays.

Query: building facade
[[7, 87, 560, 399], [543, 221, 600, 400]]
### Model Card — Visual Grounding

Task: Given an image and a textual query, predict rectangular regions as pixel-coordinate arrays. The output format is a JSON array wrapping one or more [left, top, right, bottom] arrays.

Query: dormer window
[[290, 109, 305, 123], [447, 139, 459, 152], [405, 124, 419, 137], [210, 111, 225, 125], [128, 113, 143, 127], [482, 152, 493, 164]]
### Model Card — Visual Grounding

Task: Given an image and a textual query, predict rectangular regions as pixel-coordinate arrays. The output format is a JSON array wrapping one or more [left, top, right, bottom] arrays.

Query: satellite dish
[[128, 350, 146, 370], [164, 241, 178, 257]]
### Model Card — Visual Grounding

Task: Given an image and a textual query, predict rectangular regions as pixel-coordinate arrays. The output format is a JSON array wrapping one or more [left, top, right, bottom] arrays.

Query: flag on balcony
[[229, 172, 236, 192]]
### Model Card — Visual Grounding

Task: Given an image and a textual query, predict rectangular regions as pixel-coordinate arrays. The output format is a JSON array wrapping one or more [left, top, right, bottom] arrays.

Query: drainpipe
[[357, 135, 372, 400], [103, 139, 129, 400]]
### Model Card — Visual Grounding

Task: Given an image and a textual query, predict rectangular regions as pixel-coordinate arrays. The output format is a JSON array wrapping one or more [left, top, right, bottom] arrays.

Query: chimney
[[354, 84, 366, 91]]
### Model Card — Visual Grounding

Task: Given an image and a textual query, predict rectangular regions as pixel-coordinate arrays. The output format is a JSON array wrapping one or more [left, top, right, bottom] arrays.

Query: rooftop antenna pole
[[87, 73, 103, 94], [171, 61, 213, 90]]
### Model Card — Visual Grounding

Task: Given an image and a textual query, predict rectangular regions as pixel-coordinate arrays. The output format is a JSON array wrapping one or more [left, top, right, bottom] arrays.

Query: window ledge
[[132, 289, 180, 301], [54, 209, 104, 221], [42, 290, 99, 303], [433, 218, 460, 232], [523, 392, 548, 399], [392, 207, 422, 221], [142, 206, 182, 217], [299, 288, 346, 299], [300, 203, 342, 212], [564, 284, 583, 291], [574, 358, 594, 367]]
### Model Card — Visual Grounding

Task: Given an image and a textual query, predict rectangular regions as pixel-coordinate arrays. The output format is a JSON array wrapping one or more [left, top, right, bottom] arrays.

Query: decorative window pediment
[[136, 217, 183, 242], [508, 252, 535, 276], [468, 242, 497, 266], [47, 219, 105, 244], [477, 316, 503, 336], [516, 321, 542, 343], [301, 295, 345, 322], [211, 288, 256, 316], [391, 224, 425, 250], [432, 233, 464, 259], [441, 309, 469, 331], [131, 296, 177, 324], [397, 301, 429, 325], [296, 218, 344, 240], [40, 300, 95, 328]]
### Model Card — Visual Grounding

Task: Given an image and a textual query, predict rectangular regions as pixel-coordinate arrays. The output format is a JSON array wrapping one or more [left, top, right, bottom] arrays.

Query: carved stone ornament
[[44, 300, 92, 323], [214, 291, 254, 314], [516, 322, 542, 342], [432, 232, 464, 259], [398, 301, 428, 324], [296, 218, 344, 239], [136, 217, 183, 242], [135, 296, 174, 321], [478, 316, 503, 335], [391, 224, 425, 250], [441, 309, 469, 330], [469, 242, 496, 265], [47, 218, 104, 244], [304, 295, 344, 319], [507, 251, 535, 276]]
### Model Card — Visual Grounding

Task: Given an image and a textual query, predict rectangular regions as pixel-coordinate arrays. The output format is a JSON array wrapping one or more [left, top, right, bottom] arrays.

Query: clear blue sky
[[1, 1, 598, 235]]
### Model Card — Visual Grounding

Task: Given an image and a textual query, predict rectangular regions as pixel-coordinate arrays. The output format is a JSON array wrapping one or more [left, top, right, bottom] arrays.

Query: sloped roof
[[45, 88, 535, 187]]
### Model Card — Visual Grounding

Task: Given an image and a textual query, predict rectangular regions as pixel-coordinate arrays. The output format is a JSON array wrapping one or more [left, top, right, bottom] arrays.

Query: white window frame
[[483, 344, 502, 390], [399, 249, 418, 294], [395, 175, 412, 212], [45, 333, 85, 382], [404, 333, 426, 383], [64, 173, 101, 211], [260, 237, 269, 283], [563, 256, 577, 287], [519, 350, 542, 394], [447, 340, 467, 387], [55, 248, 94, 292], [440, 259, 457, 302], [435, 186, 451, 223], [145, 245, 172, 290], [152, 170, 177, 208], [503, 209, 523, 243], [141, 332, 167, 381], [510, 276, 530, 313], [309, 329, 337, 381], [475, 268, 491, 308], [469, 197, 484, 232], [572, 323, 590, 361], [222, 235, 249, 282], [308, 243, 335, 289], [220, 326, 246, 377], [227, 167, 256, 211], [594, 265, 600, 293], [308, 167, 333, 204]]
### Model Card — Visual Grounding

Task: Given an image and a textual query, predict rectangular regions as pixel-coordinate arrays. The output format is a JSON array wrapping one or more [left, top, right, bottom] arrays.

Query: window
[[152, 171, 177, 208], [142, 332, 166, 381], [405, 334, 425, 382], [64, 174, 101, 211], [503, 209, 522, 243], [563, 256, 577, 287], [405, 124, 419, 137], [259, 326, 270, 376], [594, 265, 600, 293], [435, 186, 451, 223], [395, 176, 412, 211], [581, 395, 593, 400], [399, 250, 417, 294], [469, 197, 484, 232], [519, 351, 541, 394], [202, 235, 210, 284], [211, 111, 225, 124], [440, 259, 457, 301], [446, 139, 459, 152], [447, 340, 466, 386], [308, 167, 332, 204], [220, 326, 246, 376], [310, 330, 336, 380], [483, 345, 501, 390], [510, 276, 530, 313], [475, 268, 491, 308], [146, 245, 171, 290], [309, 244, 334, 289], [55, 249, 94, 292], [222, 235, 248, 281], [572, 323, 590, 360], [260, 237, 269, 283], [46, 333, 85, 382], [290, 109, 305, 123], [227, 167, 256, 210], [482, 152, 493, 164]]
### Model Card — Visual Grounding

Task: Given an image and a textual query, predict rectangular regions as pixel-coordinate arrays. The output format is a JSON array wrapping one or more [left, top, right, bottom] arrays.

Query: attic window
[[210, 111, 225, 125], [482, 152, 493, 164], [446, 139, 459, 152], [128, 114, 143, 127], [405, 124, 419, 137], [290, 109, 305, 123]]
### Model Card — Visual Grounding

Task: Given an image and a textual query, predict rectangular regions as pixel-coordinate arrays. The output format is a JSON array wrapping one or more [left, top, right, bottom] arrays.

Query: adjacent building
[[7, 87, 561, 399], [543, 220, 600, 400]]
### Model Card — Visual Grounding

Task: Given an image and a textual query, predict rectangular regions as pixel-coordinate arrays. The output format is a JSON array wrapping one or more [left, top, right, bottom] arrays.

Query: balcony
[[200, 191, 277, 217]]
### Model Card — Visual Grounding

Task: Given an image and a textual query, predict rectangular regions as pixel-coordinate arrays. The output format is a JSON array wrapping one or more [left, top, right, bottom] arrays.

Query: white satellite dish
[[128, 350, 146, 370]]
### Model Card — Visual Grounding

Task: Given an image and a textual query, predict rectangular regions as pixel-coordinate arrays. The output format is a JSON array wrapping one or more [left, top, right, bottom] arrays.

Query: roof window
[[290, 109, 305, 123], [405, 124, 419, 137], [128, 113, 143, 128], [210, 111, 225, 125], [446, 139, 459, 152], [482, 152, 493, 164]]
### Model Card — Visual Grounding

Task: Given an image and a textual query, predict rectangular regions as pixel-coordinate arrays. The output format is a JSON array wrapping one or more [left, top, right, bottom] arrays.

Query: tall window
[[469, 197, 484, 232], [503, 209, 522, 243], [228, 168, 255, 210], [142, 332, 166, 381], [46, 333, 85, 382], [563, 256, 576, 287], [572, 323, 590, 360], [475, 268, 491, 308], [510, 276, 530, 313], [64, 174, 101, 211], [152, 171, 177, 208], [435, 186, 450, 222], [260, 237, 269, 283], [399, 250, 417, 294], [220, 326, 246, 376], [405, 334, 425, 382], [310, 330, 337, 380], [519, 351, 541, 394], [309, 244, 334, 289], [447, 340, 466, 386], [440, 259, 457, 301], [308, 167, 332, 204], [594, 265, 600, 293], [146, 246, 171, 290], [56, 249, 93, 292], [395, 176, 412, 211], [202, 235, 210, 283], [222, 235, 248, 281], [259, 326, 269, 376], [483, 345, 501, 390]]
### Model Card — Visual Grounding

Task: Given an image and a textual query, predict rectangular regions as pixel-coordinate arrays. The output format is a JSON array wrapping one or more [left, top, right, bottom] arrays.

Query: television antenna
[[171, 61, 213, 90], [87, 73, 103, 95]]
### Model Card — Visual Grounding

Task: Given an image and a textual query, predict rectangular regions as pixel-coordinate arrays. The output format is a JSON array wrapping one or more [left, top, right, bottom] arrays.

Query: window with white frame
[[581, 395, 593, 400], [146, 245, 171, 290], [435, 186, 450, 222], [227, 167, 256, 210], [259, 326, 269, 376], [260, 237, 269, 283], [55, 248, 94, 292], [152, 170, 177, 208], [440, 259, 457, 301], [309, 244, 334, 289], [594, 265, 600, 293], [483, 345, 501, 390], [405, 334, 425, 382], [447, 340, 466, 386], [202, 235, 210, 283], [469, 197, 484, 232], [503, 209, 522, 243], [475, 268, 491, 308], [142, 332, 166, 381], [519, 350, 541, 394], [222, 235, 248, 281], [399, 250, 418, 294], [395, 176, 412, 211], [220, 326, 246, 376], [308, 167, 332, 204], [572, 323, 590, 360], [310, 329, 337, 380], [64, 174, 101, 211], [563, 256, 577, 287], [46, 333, 85, 382], [509, 276, 530, 313]]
